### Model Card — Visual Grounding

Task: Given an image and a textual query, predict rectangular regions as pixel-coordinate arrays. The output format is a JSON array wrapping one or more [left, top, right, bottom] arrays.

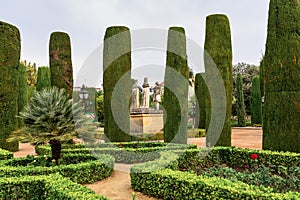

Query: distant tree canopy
[[232, 62, 259, 116]]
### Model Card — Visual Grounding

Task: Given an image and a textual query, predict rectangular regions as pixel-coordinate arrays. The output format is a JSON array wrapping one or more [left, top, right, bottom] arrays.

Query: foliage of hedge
[[36, 66, 51, 91], [164, 27, 189, 144], [131, 147, 300, 199], [250, 76, 262, 125], [0, 148, 13, 160], [0, 154, 114, 184], [103, 26, 132, 142], [177, 147, 300, 172], [0, 21, 20, 152], [194, 73, 208, 129], [0, 173, 108, 199], [236, 73, 246, 127], [131, 169, 300, 200], [49, 32, 73, 97], [204, 14, 232, 146], [263, 0, 300, 153], [35, 143, 196, 164]]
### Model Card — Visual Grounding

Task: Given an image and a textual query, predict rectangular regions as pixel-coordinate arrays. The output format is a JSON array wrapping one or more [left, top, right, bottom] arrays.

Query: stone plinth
[[130, 110, 163, 134]]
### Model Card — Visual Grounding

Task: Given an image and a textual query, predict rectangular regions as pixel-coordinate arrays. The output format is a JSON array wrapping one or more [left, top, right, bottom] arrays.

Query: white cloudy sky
[[0, 0, 269, 87]]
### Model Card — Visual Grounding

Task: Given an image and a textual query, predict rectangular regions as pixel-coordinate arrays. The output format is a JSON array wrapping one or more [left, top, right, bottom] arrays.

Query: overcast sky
[[1, 0, 270, 87]]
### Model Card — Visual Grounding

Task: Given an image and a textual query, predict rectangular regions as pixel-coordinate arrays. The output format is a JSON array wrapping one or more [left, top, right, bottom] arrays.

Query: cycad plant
[[8, 87, 97, 164]]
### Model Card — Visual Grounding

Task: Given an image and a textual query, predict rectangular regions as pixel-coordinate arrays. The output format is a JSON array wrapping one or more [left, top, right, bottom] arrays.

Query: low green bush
[[131, 147, 300, 199], [0, 148, 13, 160], [177, 147, 300, 171], [131, 169, 300, 199], [0, 173, 108, 199], [0, 154, 114, 184], [36, 143, 196, 164]]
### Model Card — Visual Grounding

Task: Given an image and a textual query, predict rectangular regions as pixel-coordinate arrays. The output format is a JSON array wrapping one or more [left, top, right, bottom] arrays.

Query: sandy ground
[[13, 128, 262, 200]]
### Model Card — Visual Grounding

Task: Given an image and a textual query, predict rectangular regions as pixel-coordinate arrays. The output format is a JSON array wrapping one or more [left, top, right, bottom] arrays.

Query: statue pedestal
[[130, 109, 163, 134]]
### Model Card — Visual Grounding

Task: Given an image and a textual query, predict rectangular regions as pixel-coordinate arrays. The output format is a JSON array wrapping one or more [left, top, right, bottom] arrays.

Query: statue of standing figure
[[141, 77, 150, 109], [153, 81, 162, 110], [131, 80, 140, 110]]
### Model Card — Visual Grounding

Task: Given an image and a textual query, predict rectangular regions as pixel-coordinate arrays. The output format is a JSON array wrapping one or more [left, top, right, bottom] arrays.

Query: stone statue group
[[131, 78, 162, 111]]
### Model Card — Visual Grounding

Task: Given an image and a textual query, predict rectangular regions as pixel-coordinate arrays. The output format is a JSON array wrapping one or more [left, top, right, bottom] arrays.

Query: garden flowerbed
[[131, 147, 300, 199], [0, 153, 114, 184]]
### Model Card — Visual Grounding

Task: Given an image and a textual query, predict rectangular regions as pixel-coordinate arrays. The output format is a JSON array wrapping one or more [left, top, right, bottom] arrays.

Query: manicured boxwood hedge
[[35, 143, 196, 164], [0, 173, 108, 199], [0, 153, 114, 184], [0, 148, 13, 160], [131, 147, 300, 199]]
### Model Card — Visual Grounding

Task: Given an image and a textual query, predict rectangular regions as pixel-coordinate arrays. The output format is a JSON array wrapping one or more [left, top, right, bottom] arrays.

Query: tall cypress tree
[[103, 26, 132, 142], [49, 32, 73, 97], [164, 27, 189, 144], [263, 0, 300, 152], [18, 63, 28, 127], [204, 14, 233, 146], [236, 73, 246, 127], [36, 66, 51, 91], [195, 73, 208, 129], [250, 76, 262, 125], [0, 21, 20, 151]]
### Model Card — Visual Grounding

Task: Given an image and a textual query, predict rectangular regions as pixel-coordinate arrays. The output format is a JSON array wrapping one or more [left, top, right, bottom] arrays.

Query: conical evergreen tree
[[194, 73, 208, 129], [0, 21, 20, 152], [36, 66, 51, 91], [250, 76, 262, 125], [164, 27, 189, 144], [204, 14, 233, 146], [263, 0, 300, 152], [103, 26, 132, 142], [236, 73, 246, 127], [18, 63, 28, 127], [49, 32, 73, 97]]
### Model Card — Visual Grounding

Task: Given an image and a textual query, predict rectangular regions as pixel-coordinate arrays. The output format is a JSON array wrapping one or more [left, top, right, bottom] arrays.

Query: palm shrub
[[164, 27, 189, 144], [36, 66, 51, 91], [250, 76, 262, 125], [8, 87, 97, 164], [263, 0, 300, 152], [49, 32, 73, 97], [204, 14, 233, 146], [0, 21, 20, 152], [236, 73, 246, 127]]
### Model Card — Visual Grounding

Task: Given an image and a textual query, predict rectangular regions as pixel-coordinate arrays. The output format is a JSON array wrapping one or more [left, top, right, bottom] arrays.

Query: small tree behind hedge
[[250, 76, 262, 125], [49, 32, 73, 97], [0, 21, 20, 152], [194, 73, 208, 129], [164, 27, 189, 144], [236, 73, 246, 127], [103, 26, 132, 142], [36, 66, 51, 91], [204, 14, 233, 146], [18, 63, 28, 127]]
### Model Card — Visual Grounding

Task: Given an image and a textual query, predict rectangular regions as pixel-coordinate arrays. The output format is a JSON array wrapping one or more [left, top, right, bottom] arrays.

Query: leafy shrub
[[0, 173, 107, 199], [0, 154, 114, 184], [0, 148, 13, 160]]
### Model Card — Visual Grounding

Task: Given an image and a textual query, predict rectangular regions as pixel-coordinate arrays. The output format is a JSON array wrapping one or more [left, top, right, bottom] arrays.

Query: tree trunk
[[49, 139, 61, 165]]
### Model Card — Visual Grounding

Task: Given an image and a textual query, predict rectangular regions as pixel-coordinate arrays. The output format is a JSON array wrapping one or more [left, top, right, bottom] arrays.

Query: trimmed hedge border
[[0, 148, 13, 160], [0, 154, 114, 184], [35, 143, 196, 164], [0, 173, 108, 199], [130, 147, 300, 199]]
